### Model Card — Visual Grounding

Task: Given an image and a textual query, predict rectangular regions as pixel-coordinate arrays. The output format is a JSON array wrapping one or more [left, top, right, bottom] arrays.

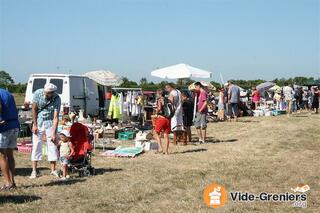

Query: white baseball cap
[[44, 83, 57, 92], [59, 130, 71, 138]]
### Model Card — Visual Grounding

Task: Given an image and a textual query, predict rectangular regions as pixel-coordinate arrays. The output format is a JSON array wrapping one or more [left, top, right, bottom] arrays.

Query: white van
[[24, 74, 103, 116]]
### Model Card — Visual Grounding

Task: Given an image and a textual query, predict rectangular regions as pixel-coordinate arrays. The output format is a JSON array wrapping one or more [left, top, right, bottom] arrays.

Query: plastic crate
[[273, 110, 286, 116], [118, 131, 135, 140]]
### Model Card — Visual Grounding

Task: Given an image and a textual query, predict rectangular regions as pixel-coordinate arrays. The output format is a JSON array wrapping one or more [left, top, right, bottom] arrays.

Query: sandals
[[155, 150, 163, 154], [0, 184, 16, 191]]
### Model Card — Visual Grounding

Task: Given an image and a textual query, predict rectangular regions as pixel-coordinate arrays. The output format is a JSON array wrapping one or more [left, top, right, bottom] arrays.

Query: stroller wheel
[[89, 167, 95, 176], [83, 169, 91, 177]]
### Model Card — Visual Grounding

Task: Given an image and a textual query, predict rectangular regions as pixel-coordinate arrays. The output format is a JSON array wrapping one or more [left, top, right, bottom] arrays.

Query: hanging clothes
[[126, 91, 132, 116], [108, 95, 115, 118], [131, 91, 139, 116], [108, 94, 121, 120], [136, 94, 144, 115], [170, 89, 184, 131], [119, 92, 124, 117]]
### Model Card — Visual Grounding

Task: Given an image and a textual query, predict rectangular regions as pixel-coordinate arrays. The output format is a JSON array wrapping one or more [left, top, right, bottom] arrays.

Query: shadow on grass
[[95, 168, 123, 175], [206, 137, 238, 143], [22, 178, 86, 189], [191, 137, 238, 143], [0, 195, 41, 204], [93, 147, 116, 152], [236, 120, 260, 123], [172, 148, 207, 154], [15, 167, 50, 177]]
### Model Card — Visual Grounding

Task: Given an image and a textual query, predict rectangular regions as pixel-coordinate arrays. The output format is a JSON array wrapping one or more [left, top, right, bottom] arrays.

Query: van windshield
[[50, 79, 63, 94], [32, 78, 47, 92]]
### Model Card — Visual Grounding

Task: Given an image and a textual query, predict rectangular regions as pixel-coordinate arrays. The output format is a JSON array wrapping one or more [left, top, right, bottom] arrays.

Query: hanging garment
[[108, 94, 121, 119], [126, 91, 132, 116], [108, 95, 115, 118], [114, 95, 121, 119], [119, 92, 124, 117], [131, 91, 139, 116], [136, 94, 144, 116], [170, 89, 184, 131]]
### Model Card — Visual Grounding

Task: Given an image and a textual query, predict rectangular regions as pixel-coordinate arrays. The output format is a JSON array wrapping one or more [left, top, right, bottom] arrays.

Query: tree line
[[0, 70, 27, 93], [1, 70, 319, 93], [122, 76, 320, 91]]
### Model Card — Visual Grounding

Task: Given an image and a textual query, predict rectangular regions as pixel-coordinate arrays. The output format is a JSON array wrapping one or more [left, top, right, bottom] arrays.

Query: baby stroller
[[69, 122, 95, 177]]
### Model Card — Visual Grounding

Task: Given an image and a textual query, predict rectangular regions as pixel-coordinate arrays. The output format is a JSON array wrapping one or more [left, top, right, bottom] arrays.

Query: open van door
[[84, 78, 99, 116]]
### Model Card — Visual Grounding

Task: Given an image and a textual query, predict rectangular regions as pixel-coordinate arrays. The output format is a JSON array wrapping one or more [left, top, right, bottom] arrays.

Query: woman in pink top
[[252, 87, 260, 110]]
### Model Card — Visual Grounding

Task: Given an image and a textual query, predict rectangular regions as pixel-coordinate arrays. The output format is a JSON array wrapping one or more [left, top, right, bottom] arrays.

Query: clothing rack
[[108, 88, 144, 123]]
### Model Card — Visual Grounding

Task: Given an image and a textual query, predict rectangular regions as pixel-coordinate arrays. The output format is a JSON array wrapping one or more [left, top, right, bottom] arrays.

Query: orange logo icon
[[203, 183, 228, 208]]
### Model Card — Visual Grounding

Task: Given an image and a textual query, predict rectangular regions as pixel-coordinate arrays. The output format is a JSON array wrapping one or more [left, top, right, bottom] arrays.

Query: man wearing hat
[[30, 83, 61, 179]]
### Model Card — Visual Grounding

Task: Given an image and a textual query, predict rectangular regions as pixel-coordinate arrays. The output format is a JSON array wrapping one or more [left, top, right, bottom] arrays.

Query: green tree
[[139, 78, 148, 86], [158, 80, 173, 88], [293, 76, 310, 86], [120, 77, 138, 88], [210, 81, 222, 90], [175, 78, 194, 87], [0, 70, 14, 88]]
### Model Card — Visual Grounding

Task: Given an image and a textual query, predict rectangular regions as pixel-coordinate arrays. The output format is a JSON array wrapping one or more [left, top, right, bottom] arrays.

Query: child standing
[[217, 88, 225, 121], [181, 91, 194, 143], [252, 87, 261, 110], [58, 130, 74, 180]]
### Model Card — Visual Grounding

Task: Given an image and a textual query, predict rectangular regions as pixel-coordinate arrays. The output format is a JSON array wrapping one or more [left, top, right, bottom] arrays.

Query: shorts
[[31, 125, 59, 162], [225, 103, 232, 117], [59, 156, 69, 165], [194, 112, 207, 129], [154, 117, 171, 134], [0, 128, 19, 149], [230, 103, 239, 117], [183, 116, 193, 127]]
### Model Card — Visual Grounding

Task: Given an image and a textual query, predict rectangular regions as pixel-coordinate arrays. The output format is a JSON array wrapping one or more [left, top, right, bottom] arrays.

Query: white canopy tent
[[84, 70, 123, 87], [151, 63, 212, 79], [151, 63, 212, 121]]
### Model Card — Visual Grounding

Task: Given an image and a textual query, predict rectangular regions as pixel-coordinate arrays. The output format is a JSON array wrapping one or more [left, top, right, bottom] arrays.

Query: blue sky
[[0, 0, 319, 83]]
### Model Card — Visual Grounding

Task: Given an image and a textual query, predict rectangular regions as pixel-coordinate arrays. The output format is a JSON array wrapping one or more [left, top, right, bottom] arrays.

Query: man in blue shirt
[[228, 80, 241, 122], [0, 88, 20, 190], [30, 83, 61, 179]]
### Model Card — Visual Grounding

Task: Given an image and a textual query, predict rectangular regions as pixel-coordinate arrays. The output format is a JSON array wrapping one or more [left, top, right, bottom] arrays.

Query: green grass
[[0, 113, 319, 212]]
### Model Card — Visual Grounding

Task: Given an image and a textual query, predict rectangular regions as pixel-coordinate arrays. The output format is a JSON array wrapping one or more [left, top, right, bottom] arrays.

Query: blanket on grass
[[101, 146, 143, 158]]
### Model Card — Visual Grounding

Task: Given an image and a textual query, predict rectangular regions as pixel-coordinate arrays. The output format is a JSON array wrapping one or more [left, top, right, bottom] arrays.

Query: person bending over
[[154, 89, 171, 154]]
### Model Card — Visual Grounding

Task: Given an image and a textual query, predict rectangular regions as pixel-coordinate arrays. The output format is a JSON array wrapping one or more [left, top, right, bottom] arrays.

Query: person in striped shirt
[[30, 83, 61, 179]]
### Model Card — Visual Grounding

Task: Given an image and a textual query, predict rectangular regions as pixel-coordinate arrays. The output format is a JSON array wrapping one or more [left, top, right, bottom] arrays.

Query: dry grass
[[0, 113, 319, 212], [12, 93, 25, 107]]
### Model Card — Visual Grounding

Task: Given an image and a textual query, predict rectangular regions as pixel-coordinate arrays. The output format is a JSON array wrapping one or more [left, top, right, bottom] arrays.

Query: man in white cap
[[30, 83, 61, 179]]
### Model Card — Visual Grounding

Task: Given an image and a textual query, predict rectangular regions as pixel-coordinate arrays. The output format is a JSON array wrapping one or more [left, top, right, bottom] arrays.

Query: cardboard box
[[135, 141, 158, 151]]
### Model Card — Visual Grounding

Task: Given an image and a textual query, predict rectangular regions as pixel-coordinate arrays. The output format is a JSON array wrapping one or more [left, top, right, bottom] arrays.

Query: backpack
[[162, 98, 175, 119]]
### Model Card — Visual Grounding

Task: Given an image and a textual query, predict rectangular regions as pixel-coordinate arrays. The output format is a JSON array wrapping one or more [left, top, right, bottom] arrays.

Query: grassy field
[[13, 93, 25, 107], [0, 113, 319, 212]]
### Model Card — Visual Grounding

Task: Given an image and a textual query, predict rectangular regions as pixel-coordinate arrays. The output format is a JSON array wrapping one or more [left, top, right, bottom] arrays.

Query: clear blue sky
[[0, 0, 319, 83]]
